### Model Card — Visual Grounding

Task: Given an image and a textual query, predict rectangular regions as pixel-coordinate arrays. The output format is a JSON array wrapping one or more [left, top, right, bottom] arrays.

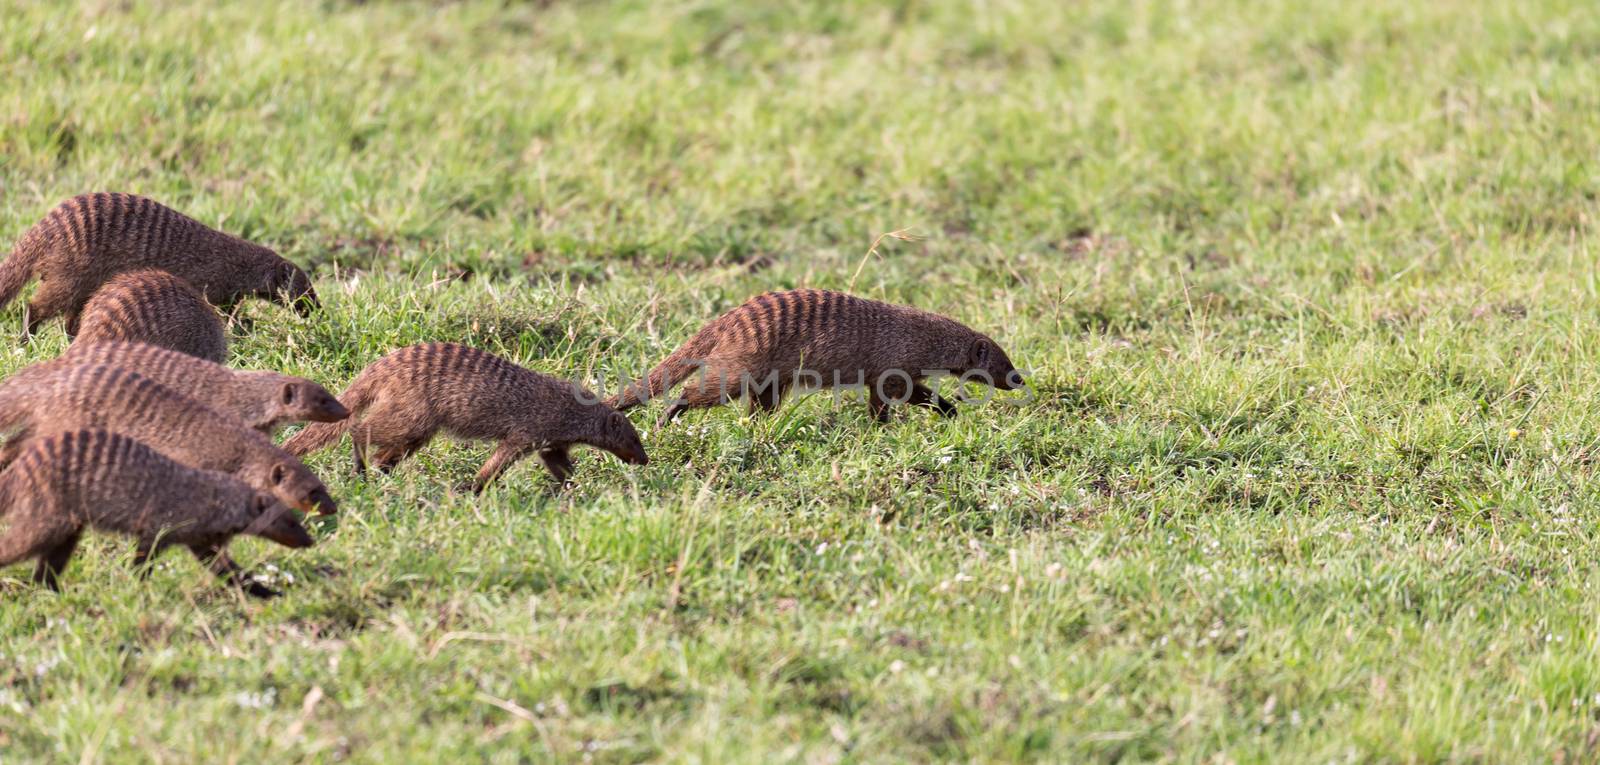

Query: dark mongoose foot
[[241, 580, 282, 599]]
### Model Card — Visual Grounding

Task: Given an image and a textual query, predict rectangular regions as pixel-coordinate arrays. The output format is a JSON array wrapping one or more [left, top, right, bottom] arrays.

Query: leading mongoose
[[607, 289, 1025, 424], [0, 192, 318, 338], [12, 341, 348, 433], [0, 429, 313, 597], [0, 364, 338, 515], [283, 343, 649, 491], [73, 269, 228, 363]]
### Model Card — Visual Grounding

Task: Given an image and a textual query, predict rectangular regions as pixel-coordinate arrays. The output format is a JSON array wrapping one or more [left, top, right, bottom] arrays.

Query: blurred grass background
[[2, 0, 1599, 761]]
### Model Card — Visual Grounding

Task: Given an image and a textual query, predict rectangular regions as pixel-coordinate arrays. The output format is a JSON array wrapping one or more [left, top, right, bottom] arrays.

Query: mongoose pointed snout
[[246, 497, 316, 549], [292, 289, 319, 317], [279, 380, 350, 425], [309, 396, 350, 422], [1000, 368, 1025, 391], [299, 486, 338, 515]]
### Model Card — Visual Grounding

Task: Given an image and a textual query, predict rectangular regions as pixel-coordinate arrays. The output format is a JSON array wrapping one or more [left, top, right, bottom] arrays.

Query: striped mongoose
[[13, 341, 348, 433], [607, 289, 1024, 424], [73, 269, 227, 363], [283, 343, 649, 491], [0, 192, 317, 338], [0, 364, 338, 515], [0, 429, 312, 596]]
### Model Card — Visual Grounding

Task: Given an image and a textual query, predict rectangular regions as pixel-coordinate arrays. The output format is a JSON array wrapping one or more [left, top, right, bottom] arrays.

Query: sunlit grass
[[2, 0, 1599, 760]]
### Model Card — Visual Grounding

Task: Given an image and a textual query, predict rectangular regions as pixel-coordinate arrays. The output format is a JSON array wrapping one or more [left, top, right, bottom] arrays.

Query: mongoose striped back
[[0, 363, 337, 514], [43, 341, 347, 432], [282, 343, 647, 490], [607, 288, 1020, 420], [0, 192, 316, 336], [0, 428, 312, 595], [3, 428, 210, 509], [74, 270, 226, 362]]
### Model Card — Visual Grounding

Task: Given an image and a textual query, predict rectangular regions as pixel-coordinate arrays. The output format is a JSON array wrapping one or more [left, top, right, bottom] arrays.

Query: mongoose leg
[[868, 390, 894, 422], [131, 540, 177, 578], [0, 521, 70, 580], [0, 438, 26, 471], [31, 532, 82, 591], [907, 383, 958, 417], [660, 379, 732, 426], [62, 310, 82, 338], [23, 279, 76, 339], [748, 381, 784, 414], [354, 408, 435, 476], [189, 544, 278, 598], [871, 375, 944, 422], [373, 437, 428, 474], [869, 374, 916, 422], [538, 446, 576, 485], [472, 439, 536, 493], [22, 307, 47, 341], [351, 434, 369, 477]]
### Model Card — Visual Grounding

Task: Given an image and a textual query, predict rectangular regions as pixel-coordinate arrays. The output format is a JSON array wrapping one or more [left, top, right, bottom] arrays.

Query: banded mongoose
[[283, 342, 649, 491], [15, 341, 348, 433], [607, 288, 1025, 424], [73, 269, 227, 363], [0, 364, 338, 515], [0, 429, 312, 597], [0, 192, 318, 338]]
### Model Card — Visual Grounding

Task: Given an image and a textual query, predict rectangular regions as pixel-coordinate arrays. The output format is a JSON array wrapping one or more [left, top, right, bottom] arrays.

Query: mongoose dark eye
[[271, 464, 287, 485], [281, 384, 297, 405]]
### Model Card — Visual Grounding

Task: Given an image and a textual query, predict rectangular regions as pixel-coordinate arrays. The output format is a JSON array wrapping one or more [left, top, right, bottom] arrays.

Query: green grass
[[2, 0, 1599, 760]]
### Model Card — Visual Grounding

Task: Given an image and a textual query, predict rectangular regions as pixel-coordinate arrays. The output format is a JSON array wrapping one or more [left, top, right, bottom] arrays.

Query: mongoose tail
[[281, 372, 378, 455], [607, 327, 720, 410], [0, 225, 46, 339], [0, 229, 41, 313]]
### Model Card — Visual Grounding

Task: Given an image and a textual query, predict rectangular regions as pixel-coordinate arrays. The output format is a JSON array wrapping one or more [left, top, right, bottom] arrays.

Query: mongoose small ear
[[271, 463, 287, 485], [281, 383, 297, 405], [971, 339, 990, 365]]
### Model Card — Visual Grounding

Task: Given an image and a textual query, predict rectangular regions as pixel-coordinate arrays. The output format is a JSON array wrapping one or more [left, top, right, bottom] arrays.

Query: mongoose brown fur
[[283, 342, 649, 491], [607, 289, 1025, 424], [13, 341, 348, 433], [0, 429, 312, 597], [0, 364, 338, 515], [0, 192, 318, 338], [73, 270, 227, 363]]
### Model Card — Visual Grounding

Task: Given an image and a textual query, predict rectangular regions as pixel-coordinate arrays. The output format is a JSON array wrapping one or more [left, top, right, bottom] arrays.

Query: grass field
[[2, 0, 1599, 761]]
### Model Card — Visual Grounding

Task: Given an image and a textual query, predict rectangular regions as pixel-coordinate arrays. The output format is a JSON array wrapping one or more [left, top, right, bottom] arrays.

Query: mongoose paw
[[241, 581, 282, 599]]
